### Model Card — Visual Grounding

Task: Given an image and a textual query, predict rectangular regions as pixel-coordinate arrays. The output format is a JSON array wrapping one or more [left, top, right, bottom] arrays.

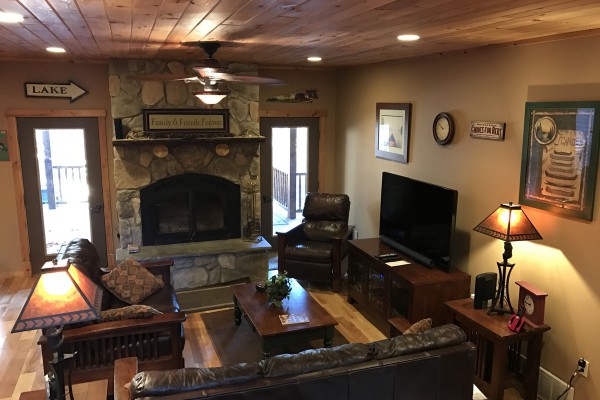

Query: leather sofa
[[37, 238, 186, 393], [115, 324, 476, 400], [278, 192, 354, 292]]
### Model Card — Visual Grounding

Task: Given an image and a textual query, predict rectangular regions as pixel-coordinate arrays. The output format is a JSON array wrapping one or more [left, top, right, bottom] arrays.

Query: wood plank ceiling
[[2, 0, 600, 67]]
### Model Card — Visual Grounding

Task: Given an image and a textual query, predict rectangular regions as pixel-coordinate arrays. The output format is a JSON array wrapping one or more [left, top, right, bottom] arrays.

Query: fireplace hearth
[[140, 173, 241, 246]]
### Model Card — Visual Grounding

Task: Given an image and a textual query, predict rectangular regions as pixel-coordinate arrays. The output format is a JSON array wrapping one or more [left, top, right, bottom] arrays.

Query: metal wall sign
[[24, 81, 88, 102], [470, 121, 506, 141]]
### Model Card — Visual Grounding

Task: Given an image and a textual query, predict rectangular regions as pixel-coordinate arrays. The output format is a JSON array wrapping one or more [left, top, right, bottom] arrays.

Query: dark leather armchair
[[277, 192, 353, 292]]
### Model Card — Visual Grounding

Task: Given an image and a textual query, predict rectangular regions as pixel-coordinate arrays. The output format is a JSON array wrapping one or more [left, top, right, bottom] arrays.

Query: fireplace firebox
[[140, 173, 241, 245]]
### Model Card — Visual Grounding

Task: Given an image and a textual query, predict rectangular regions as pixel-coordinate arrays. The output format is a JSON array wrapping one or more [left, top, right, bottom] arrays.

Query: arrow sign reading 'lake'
[[25, 81, 88, 102]]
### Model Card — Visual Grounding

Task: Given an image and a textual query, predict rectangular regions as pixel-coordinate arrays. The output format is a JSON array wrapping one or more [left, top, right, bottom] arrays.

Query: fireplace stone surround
[[113, 138, 270, 310], [109, 59, 270, 310]]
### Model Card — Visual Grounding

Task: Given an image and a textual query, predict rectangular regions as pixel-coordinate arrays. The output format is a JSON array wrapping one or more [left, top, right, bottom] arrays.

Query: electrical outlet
[[578, 358, 589, 378]]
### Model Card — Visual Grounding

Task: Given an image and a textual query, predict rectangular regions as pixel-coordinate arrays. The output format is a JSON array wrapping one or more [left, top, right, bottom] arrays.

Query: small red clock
[[515, 281, 548, 326]]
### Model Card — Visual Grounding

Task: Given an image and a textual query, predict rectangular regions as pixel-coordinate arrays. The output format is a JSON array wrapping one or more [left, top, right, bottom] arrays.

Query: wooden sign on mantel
[[24, 81, 88, 102], [143, 109, 229, 135]]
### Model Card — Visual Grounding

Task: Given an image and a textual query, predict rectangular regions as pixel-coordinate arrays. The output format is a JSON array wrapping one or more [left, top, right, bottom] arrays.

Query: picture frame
[[519, 101, 600, 221], [375, 103, 412, 163], [142, 108, 229, 135]]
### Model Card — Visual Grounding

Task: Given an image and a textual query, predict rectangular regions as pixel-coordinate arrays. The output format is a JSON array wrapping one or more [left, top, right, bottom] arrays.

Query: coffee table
[[232, 278, 338, 358]]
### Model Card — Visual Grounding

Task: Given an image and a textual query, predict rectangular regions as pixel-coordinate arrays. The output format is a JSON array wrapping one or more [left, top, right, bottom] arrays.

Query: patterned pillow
[[100, 305, 162, 322], [101, 259, 164, 305], [403, 318, 432, 335]]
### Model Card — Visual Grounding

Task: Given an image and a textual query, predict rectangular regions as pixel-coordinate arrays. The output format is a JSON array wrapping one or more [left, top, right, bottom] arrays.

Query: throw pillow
[[403, 318, 432, 335], [100, 305, 162, 322], [101, 259, 164, 305]]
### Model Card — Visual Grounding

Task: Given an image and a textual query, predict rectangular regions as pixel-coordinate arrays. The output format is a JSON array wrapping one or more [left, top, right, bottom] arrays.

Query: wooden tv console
[[347, 238, 470, 336]]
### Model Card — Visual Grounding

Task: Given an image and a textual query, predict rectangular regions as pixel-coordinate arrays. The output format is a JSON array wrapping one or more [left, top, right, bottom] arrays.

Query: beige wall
[[0, 61, 113, 275], [259, 68, 338, 191], [336, 36, 600, 397]]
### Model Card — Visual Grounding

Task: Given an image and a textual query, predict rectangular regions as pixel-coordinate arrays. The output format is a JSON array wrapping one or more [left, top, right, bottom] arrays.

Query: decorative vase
[[264, 272, 292, 307]]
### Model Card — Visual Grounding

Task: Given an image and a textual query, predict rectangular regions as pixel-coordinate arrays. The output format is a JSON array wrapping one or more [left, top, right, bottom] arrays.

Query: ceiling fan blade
[[135, 73, 199, 82], [192, 64, 227, 79], [207, 72, 284, 85], [184, 41, 285, 85]]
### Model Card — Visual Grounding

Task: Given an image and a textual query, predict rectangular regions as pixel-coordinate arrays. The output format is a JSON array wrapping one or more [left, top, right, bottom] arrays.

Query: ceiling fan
[[139, 41, 283, 86], [187, 41, 283, 85]]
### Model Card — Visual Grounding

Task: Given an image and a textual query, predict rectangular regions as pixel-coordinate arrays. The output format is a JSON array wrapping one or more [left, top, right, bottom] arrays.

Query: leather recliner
[[277, 192, 353, 292]]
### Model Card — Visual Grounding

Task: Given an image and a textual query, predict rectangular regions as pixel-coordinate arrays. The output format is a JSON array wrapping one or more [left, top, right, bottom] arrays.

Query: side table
[[445, 298, 550, 400], [19, 379, 108, 400]]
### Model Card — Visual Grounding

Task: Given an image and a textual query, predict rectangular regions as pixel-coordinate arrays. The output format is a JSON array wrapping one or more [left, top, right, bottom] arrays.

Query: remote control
[[376, 253, 398, 259]]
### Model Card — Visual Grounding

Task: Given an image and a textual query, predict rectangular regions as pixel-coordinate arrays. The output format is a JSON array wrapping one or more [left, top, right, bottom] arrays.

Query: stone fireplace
[[109, 59, 270, 311]]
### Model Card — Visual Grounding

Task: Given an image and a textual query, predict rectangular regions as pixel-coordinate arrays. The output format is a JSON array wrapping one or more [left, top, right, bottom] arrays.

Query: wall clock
[[433, 112, 455, 145], [515, 281, 548, 325]]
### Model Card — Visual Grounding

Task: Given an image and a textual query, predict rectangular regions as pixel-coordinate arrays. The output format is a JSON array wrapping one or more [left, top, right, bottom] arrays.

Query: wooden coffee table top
[[232, 278, 337, 337]]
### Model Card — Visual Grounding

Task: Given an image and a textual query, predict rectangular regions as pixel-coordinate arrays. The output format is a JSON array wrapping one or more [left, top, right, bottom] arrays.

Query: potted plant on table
[[264, 271, 292, 307]]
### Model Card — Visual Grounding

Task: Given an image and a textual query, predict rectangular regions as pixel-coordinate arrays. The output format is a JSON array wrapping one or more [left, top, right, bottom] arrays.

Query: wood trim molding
[[6, 115, 30, 275], [5, 110, 107, 117], [4, 109, 113, 274], [96, 117, 116, 268], [259, 110, 328, 191]]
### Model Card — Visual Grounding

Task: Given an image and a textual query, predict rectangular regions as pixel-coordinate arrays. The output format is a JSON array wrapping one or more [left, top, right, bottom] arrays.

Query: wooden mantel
[[112, 135, 265, 146]]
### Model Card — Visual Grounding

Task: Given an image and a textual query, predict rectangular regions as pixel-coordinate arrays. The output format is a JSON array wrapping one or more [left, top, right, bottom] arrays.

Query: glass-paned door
[[260, 117, 319, 246], [35, 128, 91, 254], [17, 117, 107, 273]]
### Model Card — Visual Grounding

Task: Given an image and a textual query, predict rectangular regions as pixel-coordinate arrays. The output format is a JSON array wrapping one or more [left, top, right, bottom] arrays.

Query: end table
[[445, 298, 550, 400]]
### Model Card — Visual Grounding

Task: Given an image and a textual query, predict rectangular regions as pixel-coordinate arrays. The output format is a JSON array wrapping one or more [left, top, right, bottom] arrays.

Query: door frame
[[259, 110, 328, 244], [5, 109, 114, 276], [259, 110, 328, 194]]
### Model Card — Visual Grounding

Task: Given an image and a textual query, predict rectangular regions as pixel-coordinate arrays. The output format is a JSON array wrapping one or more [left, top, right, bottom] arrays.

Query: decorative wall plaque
[[470, 121, 505, 141], [143, 109, 229, 135]]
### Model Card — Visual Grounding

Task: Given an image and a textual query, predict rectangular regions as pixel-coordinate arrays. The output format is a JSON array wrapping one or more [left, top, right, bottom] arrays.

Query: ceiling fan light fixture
[[398, 34, 420, 41], [193, 87, 229, 105]]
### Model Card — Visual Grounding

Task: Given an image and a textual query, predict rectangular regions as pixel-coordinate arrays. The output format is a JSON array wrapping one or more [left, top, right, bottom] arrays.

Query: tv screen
[[379, 172, 458, 272]]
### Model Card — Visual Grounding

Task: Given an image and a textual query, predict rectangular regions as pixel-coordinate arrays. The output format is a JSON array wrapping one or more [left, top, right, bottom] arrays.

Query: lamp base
[[45, 326, 75, 400], [487, 260, 515, 316], [487, 303, 513, 316]]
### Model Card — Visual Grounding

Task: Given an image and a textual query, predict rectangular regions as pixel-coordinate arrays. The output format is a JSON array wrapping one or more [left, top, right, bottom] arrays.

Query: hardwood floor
[[0, 275, 523, 400]]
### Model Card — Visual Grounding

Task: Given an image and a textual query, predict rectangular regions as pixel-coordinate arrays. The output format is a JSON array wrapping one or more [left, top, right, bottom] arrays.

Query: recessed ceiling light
[[46, 47, 66, 53], [397, 34, 420, 42], [307, 56, 322, 62], [0, 12, 24, 23]]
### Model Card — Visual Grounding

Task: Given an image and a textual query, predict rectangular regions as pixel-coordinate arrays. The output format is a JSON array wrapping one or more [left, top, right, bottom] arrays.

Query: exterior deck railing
[[272, 167, 307, 218]]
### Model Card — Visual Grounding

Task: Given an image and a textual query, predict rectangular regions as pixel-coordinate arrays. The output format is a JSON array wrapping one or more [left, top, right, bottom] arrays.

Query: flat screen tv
[[379, 172, 458, 272]]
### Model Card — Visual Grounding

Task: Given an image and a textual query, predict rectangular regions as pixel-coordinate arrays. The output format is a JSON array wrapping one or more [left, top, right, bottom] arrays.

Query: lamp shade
[[473, 202, 542, 242], [12, 260, 102, 333]]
